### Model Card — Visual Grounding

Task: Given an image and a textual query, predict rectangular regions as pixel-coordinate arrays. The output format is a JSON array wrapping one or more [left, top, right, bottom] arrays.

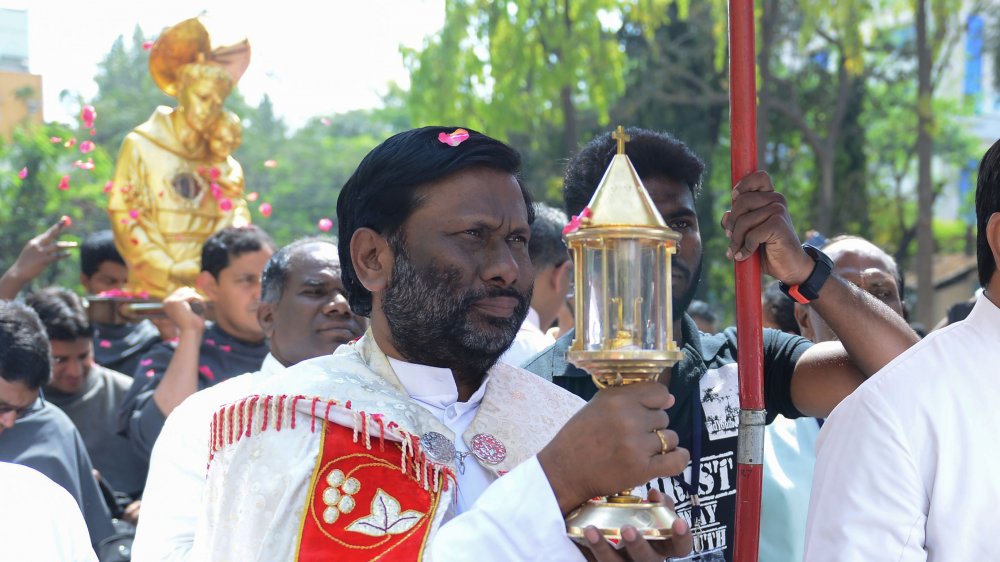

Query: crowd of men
[[0, 125, 996, 562]]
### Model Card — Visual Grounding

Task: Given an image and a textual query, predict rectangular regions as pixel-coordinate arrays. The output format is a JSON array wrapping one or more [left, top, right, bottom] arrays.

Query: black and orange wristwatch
[[779, 244, 833, 304]]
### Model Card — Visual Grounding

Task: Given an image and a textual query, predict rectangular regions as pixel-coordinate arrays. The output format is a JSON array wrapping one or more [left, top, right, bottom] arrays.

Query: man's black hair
[[976, 138, 1000, 287], [80, 230, 125, 277], [687, 299, 717, 326], [25, 287, 94, 342], [0, 301, 52, 390], [201, 225, 276, 279], [529, 203, 569, 269], [763, 280, 800, 335], [261, 237, 337, 305], [337, 126, 534, 317], [563, 127, 705, 217]]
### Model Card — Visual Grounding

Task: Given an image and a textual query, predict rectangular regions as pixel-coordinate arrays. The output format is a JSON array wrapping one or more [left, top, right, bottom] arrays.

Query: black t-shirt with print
[[523, 315, 811, 561]]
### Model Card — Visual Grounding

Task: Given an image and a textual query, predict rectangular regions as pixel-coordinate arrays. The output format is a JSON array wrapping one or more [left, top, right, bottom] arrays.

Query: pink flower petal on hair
[[246, 191, 259, 202], [103, 180, 114, 193], [263, 159, 278, 168], [98, 340, 112, 348], [258, 202, 273, 218], [437, 128, 470, 147], [58, 175, 70, 190], [64, 138, 77, 149], [219, 198, 233, 212], [317, 217, 334, 232], [79, 140, 95, 154], [80, 105, 97, 129], [198, 365, 215, 381], [142, 40, 154, 51], [18, 167, 27, 179], [139, 358, 153, 367]]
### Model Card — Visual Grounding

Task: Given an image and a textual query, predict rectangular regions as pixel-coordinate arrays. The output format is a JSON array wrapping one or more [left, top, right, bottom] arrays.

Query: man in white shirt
[[192, 127, 693, 561], [503, 203, 571, 366], [803, 139, 1000, 560], [133, 237, 365, 561]]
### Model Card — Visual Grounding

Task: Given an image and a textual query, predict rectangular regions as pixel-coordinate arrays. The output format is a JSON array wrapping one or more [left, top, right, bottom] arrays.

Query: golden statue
[[107, 17, 251, 299]]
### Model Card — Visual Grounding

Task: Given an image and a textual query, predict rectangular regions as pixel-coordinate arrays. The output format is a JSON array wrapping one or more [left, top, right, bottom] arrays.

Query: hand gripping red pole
[[728, 1, 765, 561]]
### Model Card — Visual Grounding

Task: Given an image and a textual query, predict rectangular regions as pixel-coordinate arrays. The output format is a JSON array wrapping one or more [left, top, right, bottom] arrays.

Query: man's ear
[[79, 273, 90, 292], [351, 228, 394, 294], [197, 271, 218, 300], [793, 302, 814, 341], [257, 301, 275, 339], [988, 212, 1000, 279], [552, 261, 572, 294]]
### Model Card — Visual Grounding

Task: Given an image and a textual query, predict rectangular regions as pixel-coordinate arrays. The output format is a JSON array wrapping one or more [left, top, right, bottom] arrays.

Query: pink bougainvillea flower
[[98, 340, 112, 348], [128, 209, 139, 219], [321, 117, 331, 126], [60, 215, 72, 227], [317, 218, 334, 232], [103, 180, 114, 193], [79, 140, 95, 154], [198, 365, 215, 381], [64, 138, 77, 149], [58, 175, 70, 190], [562, 207, 593, 235], [246, 191, 259, 202], [258, 202, 273, 218], [73, 159, 95, 171], [50, 136, 62, 143], [142, 40, 154, 50], [218, 198, 233, 212], [437, 128, 470, 147], [80, 105, 97, 129], [18, 167, 27, 179], [263, 159, 278, 168], [209, 167, 221, 180]]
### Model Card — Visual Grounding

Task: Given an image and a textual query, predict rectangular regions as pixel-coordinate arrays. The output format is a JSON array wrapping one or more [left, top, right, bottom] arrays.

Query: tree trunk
[[816, 154, 835, 235], [561, 85, 578, 156], [916, 0, 936, 327], [757, 0, 779, 166]]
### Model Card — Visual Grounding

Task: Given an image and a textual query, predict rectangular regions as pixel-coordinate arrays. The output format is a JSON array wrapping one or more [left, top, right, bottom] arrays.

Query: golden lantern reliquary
[[563, 126, 684, 540]]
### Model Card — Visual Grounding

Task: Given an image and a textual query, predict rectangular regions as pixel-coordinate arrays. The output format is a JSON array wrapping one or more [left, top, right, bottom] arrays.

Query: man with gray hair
[[133, 237, 365, 560], [502, 202, 572, 366]]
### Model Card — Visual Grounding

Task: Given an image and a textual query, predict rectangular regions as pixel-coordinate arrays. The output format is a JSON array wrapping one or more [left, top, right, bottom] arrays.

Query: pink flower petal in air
[[58, 175, 70, 190], [50, 136, 62, 143], [317, 218, 333, 232], [146, 369, 156, 378], [219, 345, 231, 353], [61, 216, 72, 227], [73, 159, 95, 171], [98, 340, 112, 348], [263, 159, 278, 168], [259, 202, 273, 218], [64, 138, 77, 149], [103, 180, 114, 193], [129, 209, 139, 219], [199, 365, 215, 381], [321, 117, 331, 126], [18, 167, 27, 179], [219, 198, 233, 212], [89, 129, 96, 137], [142, 40, 154, 50], [80, 105, 97, 129], [79, 141, 95, 154], [437, 128, 470, 147], [140, 358, 153, 367], [246, 191, 259, 202]]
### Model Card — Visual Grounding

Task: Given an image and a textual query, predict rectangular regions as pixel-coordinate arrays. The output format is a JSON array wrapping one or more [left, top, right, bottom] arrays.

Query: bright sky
[[11, 0, 446, 129]]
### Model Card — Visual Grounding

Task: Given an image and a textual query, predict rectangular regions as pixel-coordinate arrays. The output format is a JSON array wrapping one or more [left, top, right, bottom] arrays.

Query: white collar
[[524, 307, 542, 331], [387, 357, 490, 411], [260, 353, 285, 377]]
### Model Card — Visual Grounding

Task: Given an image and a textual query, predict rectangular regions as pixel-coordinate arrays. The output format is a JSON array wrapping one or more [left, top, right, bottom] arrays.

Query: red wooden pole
[[728, 0, 765, 561]]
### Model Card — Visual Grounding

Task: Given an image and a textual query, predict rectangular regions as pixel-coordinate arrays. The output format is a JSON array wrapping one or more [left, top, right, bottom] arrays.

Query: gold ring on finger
[[654, 428, 670, 455]]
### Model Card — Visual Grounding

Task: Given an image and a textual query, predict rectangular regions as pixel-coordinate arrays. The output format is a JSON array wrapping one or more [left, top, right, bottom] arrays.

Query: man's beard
[[673, 254, 703, 321], [381, 244, 531, 384]]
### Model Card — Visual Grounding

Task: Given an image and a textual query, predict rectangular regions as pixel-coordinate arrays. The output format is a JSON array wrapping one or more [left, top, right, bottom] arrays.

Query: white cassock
[[191, 330, 588, 561], [803, 293, 1000, 561]]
